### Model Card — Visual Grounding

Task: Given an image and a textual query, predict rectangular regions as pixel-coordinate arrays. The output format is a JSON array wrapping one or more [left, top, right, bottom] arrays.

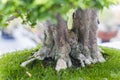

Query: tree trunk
[[21, 9, 105, 71]]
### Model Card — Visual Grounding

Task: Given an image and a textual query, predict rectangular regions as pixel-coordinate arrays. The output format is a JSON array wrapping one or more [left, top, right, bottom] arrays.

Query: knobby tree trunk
[[21, 9, 105, 71]]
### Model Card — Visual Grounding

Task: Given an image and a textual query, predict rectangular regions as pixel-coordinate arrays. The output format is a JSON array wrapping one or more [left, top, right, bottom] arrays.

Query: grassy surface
[[0, 46, 120, 80]]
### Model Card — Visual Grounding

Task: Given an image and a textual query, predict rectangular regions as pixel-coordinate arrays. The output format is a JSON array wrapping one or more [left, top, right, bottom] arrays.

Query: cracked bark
[[21, 9, 105, 71]]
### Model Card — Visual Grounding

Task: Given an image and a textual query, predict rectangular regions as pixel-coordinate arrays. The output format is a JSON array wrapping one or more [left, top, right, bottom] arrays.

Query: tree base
[[21, 9, 105, 71], [21, 47, 105, 71]]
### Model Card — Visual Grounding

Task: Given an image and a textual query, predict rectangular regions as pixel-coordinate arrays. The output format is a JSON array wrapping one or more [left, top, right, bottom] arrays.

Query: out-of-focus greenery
[[0, 0, 119, 27]]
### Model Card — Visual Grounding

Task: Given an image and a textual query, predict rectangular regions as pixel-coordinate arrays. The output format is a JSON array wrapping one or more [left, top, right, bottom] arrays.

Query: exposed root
[[55, 56, 72, 71], [21, 58, 36, 67], [96, 51, 105, 62], [55, 58, 67, 71]]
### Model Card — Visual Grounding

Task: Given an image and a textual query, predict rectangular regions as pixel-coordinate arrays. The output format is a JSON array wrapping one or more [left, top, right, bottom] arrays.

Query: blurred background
[[0, 3, 120, 55], [98, 4, 120, 49]]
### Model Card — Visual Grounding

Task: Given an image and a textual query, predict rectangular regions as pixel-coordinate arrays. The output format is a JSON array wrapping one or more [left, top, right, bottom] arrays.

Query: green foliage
[[0, 0, 119, 27], [67, 9, 74, 30], [0, 47, 120, 80]]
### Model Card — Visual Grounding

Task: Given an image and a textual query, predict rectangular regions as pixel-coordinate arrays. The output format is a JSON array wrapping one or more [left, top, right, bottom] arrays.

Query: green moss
[[0, 46, 120, 80]]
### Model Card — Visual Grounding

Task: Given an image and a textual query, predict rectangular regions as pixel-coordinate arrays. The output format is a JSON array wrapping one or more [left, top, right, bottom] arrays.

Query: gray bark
[[21, 9, 105, 71]]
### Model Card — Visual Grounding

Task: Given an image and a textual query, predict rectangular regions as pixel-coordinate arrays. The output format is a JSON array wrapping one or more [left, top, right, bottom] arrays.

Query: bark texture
[[21, 9, 105, 71]]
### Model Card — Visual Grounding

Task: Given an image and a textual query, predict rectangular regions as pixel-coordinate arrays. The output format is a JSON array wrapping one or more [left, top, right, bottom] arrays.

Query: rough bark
[[71, 9, 105, 67], [21, 9, 105, 71]]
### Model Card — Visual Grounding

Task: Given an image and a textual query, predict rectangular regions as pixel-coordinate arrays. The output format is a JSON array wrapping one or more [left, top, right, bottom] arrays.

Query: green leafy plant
[[0, 0, 119, 27]]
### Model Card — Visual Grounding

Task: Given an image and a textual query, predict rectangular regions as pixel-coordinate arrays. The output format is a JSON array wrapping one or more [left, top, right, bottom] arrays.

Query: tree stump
[[21, 9, 105, 71]]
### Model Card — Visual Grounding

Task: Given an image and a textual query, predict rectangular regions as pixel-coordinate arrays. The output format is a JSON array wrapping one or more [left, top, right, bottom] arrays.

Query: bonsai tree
[[0, 0, 119, 71]]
